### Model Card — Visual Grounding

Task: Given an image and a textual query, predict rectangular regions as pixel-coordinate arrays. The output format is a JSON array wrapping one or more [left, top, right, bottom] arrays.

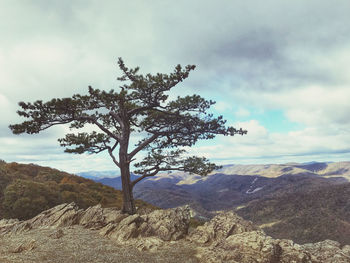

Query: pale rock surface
[[0, 219, 19, 234], [106, 214, 143, 242], [139, 205, 191, 241], [1, 203, 350, 263], [302, 240, 350, 263], [1, 202, 191, 252], [27, 202, 83, 228], [194, 230, 279, 263], [100, 205, 191, 250], [79, 204, 127, 229], [190, 212, 316, 263], [188, 211, 257, 244], [0, 203, 83, 235], [132, 237, 165, 252], [0, 219, 19, 227], [48, 229, 64, 239], [11, 239, 36, 253], [275, 239, 314, 263]]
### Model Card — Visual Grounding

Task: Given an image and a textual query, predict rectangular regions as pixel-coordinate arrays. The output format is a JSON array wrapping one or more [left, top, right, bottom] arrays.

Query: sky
[[1, 0, 350, 173]]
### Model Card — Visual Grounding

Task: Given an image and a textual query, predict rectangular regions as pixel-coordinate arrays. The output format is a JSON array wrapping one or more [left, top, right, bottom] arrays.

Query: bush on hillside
[[3, 179, 61, 220], [0, 161, 158, 220]]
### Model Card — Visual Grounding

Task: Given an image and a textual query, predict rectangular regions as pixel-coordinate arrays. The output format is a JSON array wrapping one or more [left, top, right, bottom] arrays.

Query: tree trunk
[[120, 161, 136, 214], [119, 122, 136, 215]]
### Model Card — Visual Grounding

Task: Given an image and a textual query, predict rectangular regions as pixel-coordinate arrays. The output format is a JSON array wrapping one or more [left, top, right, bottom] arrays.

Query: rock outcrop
[[188, 211, 350, 263], [1, 203, 350, 263], [0, 202, 190, 251], [79, 204, 128, 230], [11, 239, 36, 253], [188, 211, 257, 244], [139, 206, 191, 241], [0, 219, 19, 230], [0, 203, 83, 235], [301, 240, 350, 263], [189, 212, 314, 263]]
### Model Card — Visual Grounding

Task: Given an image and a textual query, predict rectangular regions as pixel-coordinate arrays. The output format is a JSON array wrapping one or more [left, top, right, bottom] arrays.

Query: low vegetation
[[0, 160, 156, 220]]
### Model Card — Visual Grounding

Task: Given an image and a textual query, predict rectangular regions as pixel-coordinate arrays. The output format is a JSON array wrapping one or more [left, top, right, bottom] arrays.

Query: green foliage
[[9, 58, 246, 179], [42, 172, 64, 183], [3, 179, 61, 220], [0, 172, 10, 217], [0, 173, 10, 192], [9, 58, 246, 214]]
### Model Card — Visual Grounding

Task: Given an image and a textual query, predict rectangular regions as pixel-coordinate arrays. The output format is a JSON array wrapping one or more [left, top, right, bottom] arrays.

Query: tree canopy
[[10, 58, 246, 214]]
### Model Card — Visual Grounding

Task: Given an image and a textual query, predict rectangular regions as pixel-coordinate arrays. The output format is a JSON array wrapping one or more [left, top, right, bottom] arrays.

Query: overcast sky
[[1, 0, 350, 173]]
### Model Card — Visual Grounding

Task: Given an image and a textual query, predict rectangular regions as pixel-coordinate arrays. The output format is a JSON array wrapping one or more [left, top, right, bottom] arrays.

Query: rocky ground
[[1, 203, 350, 263], [0, 226, 198, 263]]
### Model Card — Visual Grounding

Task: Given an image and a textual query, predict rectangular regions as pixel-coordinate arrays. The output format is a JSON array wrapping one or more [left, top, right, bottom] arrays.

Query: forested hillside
[[0, 160, 155, 220]]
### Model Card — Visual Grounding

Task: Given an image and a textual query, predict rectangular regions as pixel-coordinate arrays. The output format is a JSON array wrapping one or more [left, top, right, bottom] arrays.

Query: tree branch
[[131, 169, 159, 187], [107, 147, 120, 168], [85, 116, 121, 141], [127, 105, 155, 116], [111, 141, 118, 152], [131, 166, 187, 187], [109, 111, 124, 131], [128, 134, 159, 159]]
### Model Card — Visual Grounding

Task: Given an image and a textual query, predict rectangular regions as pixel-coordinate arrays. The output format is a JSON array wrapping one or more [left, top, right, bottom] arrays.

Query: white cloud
[[1, 1, 350, 172], [0, 93, 17, 135], [229, 83, 350, 129], [234, 107, 251, 118], [189, 120, 350, 165], [0, 93, 11, 109]]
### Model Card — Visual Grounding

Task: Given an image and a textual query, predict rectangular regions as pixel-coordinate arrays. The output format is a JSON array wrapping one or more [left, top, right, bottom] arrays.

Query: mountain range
[[1, 160, 348, 246], [81, 161, 350, 245]]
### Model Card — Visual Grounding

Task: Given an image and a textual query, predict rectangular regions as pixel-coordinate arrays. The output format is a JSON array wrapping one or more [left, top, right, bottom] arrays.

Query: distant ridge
[[77, 170, 119, 180], [83, 161, 350, 189], [215, 161, 350, 180]]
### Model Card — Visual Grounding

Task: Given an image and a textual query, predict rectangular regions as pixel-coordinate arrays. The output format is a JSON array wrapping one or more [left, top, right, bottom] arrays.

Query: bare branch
[[111, 141, 118, 151], [108, 147, 120, 168]]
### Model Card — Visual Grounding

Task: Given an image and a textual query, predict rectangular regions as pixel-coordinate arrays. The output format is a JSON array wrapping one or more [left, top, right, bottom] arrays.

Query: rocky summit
[[1, 203, 350, 263]]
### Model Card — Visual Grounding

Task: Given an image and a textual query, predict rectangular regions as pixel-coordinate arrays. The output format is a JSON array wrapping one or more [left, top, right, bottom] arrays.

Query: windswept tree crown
[[10, 58, 246, 181]]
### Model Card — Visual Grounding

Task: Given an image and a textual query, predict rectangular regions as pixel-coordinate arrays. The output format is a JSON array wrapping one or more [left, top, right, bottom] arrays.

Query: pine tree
[[9, 58, 247, 214]]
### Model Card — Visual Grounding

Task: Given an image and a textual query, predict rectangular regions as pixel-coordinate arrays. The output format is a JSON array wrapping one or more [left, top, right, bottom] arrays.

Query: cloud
[[190, 119, 350, 164], [213, 101, 233, 112], [234, 108, 251, 118], [1, 1, 350, 171], [0, 93, 18, 136], [231, 84, 350, 128]]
